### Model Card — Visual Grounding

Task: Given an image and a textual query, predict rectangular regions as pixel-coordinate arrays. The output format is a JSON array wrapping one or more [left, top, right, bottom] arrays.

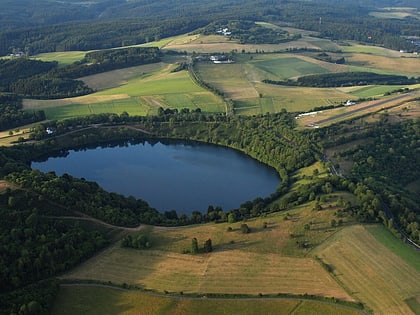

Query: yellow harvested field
[[63, 245, 352, 300], [63, 208, 355, 301], [164, 34, 327, 53], [315, 225, 420, 315], [196, 63, 259, 99], [346, 53, 420, 76]]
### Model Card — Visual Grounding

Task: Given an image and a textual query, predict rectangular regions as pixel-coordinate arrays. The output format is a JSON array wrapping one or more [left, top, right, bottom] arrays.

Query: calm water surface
[[32, 140, 280, 214]]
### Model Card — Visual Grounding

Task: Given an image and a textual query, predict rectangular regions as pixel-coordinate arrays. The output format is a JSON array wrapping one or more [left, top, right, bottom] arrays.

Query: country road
[[311, 91, 419, 126]]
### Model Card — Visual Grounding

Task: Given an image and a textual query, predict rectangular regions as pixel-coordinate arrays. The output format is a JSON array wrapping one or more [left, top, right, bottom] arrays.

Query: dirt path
[[45, 211, 145, 232]]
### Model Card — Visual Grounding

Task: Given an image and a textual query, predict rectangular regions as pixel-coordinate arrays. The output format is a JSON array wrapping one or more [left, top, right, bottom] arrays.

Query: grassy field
[[296, 91, 420, 128], [250, 55, 330, 80], [344, 52, 420, 76], [20, 36, 420, 120], [163, 33, 342, 54], [22, 61, 225, 119], [51, 286, 363, 315], [366, 225, 420, 270], [347, 85, 408, 98], [196, 55, 353, 114], [315, 225, 420, 315], [62, 203, 354, 300], [33, 51, 88, 66]]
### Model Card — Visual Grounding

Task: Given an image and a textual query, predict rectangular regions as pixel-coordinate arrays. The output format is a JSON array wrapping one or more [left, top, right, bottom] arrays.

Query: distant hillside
[[0, 0, 418, 30]]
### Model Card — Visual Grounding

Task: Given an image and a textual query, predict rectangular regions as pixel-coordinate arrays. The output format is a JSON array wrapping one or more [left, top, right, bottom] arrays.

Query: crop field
[[344, 53, 420, 76], [250, 55, 330, 80], [51, 286, 362, 315], [339, 43, 408, 57], [365, 225, 420, 270], [80, 63, 170, 91], [164, 33, 340, 54], [347, 85, 407, 98], [33, 51, 88, 66], [22, 61, 225, 119], [315, 225, 420, 315], [296, 91, 420, 127], [196, 55, 353, 114], [62, 204, 354, 301]]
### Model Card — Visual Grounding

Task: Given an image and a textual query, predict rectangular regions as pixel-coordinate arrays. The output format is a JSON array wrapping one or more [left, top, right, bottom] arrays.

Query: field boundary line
[[59, 282, 370, 314]]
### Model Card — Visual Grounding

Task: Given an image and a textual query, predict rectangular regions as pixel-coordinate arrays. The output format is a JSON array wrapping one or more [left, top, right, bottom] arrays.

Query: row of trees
[[263, 72, 419, 88]]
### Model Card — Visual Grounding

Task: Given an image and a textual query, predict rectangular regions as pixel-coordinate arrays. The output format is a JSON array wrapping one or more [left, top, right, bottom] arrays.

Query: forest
[[0, 0, 419, 55], [0, 94, 45, 131]]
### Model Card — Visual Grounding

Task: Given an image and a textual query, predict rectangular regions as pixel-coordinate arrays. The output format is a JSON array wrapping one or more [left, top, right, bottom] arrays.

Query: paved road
[[313, 91, 419, 126]]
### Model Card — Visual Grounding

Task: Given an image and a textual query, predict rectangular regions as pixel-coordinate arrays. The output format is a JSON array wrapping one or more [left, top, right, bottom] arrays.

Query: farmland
[[51, 286, 363, 315], [315, 225, 420, 315], [22, 60, 226, 120], [24, 31, 420, 121], [62, 203, 354, 300]]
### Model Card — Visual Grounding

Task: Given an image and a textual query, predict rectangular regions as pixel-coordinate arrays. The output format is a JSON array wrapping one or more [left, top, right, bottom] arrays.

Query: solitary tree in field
[[203, 239, 213, 252], [241, 223, 250, 234], [191, 238, 199, 254]]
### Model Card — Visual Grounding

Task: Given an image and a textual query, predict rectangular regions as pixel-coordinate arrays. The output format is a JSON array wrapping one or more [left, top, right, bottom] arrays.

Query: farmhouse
[[216, 28, 232, 36], [344, 100, 356, 106], [209, 55, 234, 64]]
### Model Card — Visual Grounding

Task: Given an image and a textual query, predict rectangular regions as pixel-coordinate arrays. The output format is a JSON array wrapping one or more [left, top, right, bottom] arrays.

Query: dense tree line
[[0, 279, 59, 315], [0, 94, 45, 131], [1, 0, 418, 56], [0, 187, 110, 293], [263, 72, 419, 88], [311, 119, 420, 243], [5, 169, 167, 227], [0, 59, 57, 92], [0, 181, 112, 314]]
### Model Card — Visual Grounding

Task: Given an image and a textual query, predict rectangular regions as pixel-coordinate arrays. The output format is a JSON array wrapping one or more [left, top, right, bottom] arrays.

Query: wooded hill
[[0, 0, 419, 55]]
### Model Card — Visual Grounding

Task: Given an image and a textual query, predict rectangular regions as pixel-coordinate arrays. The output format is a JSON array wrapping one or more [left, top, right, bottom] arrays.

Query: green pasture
[[405, 297, 420, 315], [42, 98, 150, 120], [52, 286, 362, 315], [348, 85, 407, 98], [97, 71, 203, 96], [366, 225, 420, 270], [33, 51, 88, 66], [250, 55, 330, 80], [339, 44, 400, 57]]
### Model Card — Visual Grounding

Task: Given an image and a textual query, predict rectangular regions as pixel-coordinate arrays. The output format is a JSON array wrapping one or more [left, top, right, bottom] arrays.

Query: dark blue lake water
[[31, 140, 280, 214]]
